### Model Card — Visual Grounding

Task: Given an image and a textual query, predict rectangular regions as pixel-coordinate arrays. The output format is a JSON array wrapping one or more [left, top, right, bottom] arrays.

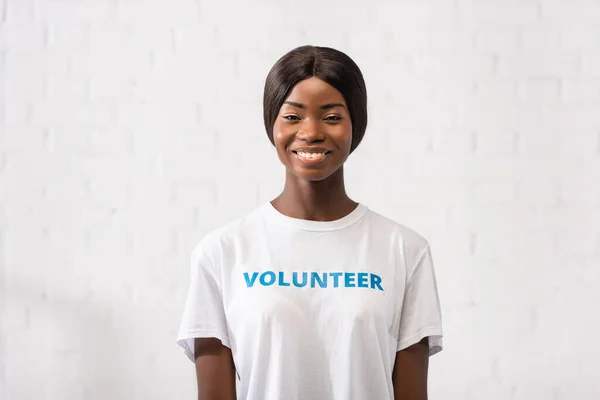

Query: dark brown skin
[[194, 76, 429, 399], [393, 338, 430, 400], [270, 76, 358, 221], [194, 338, 236, 400]]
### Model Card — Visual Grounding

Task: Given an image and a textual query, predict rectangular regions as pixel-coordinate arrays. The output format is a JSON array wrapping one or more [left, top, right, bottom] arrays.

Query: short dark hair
[[263, 45, 368, 154]]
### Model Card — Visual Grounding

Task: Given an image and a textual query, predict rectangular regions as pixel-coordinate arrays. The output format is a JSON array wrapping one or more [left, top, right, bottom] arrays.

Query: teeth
[[297, 151, 325, 159]]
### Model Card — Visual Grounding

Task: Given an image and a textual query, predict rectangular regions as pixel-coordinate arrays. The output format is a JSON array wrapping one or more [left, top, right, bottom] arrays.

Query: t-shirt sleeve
[[397, 242, 443, 356], [176, 240, 231, 363]]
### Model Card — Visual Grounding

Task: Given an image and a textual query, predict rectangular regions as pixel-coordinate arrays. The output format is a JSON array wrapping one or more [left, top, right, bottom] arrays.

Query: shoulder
[[365, 206, 431, 268], [191, 204, 266, 262]]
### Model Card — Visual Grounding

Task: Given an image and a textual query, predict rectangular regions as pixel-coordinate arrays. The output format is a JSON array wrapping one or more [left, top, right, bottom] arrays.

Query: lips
[[292, 147, 331, 165], [291, 147, 332, 154]]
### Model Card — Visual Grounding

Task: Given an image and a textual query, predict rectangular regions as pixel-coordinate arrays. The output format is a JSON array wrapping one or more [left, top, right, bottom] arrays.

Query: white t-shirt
[[177, 201, 443, 400]]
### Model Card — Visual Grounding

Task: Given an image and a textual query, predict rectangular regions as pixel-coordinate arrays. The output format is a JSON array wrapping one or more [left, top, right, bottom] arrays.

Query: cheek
[[272, 123, 292, 162], [335, 125, 353, 152], [272, 120, 285, 145]]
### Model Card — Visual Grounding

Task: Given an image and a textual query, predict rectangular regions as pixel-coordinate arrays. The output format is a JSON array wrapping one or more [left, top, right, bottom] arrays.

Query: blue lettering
[[278, 271, 290, 286], [260, 271, 276, 286], [243, 272, 259, 288], [345, 272, 356, 287], [370, 273, 384, 291], [244, 271, 383, 291], [310, 272, 327, 288], [330, 272, 343, 288], [357, 272, 368, 288], [292, 272, 307, 288]]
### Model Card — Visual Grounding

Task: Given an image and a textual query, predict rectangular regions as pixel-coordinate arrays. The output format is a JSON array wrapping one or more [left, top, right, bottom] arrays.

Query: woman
[[177, 45, 443, 400]]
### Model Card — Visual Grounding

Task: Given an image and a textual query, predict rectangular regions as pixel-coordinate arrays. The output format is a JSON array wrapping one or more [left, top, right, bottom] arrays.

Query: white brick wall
[[1, 0, 599, 398]]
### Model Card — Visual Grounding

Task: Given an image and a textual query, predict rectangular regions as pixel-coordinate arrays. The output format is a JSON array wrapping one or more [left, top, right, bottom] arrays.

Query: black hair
[[263, 45, 368, 154]]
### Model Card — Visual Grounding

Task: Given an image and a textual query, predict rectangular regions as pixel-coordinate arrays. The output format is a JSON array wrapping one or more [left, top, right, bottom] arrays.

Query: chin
[[289, 166, 341, 182]]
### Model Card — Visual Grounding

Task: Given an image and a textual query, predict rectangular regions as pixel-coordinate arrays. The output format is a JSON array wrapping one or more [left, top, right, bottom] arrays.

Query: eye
[[283, 115, 300, 121], [325, 115, 342, 121]]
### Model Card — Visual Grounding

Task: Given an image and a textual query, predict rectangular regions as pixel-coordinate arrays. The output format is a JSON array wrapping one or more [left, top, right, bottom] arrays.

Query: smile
[[292, 151, 331, 164]]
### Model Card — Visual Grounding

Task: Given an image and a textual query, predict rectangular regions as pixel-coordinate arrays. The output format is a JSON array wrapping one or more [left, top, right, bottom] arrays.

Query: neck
[[271, 167, 358, 221]]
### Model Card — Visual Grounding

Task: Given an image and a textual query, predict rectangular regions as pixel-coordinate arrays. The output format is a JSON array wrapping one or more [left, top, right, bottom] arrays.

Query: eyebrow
[[283, 101, 347, 110]]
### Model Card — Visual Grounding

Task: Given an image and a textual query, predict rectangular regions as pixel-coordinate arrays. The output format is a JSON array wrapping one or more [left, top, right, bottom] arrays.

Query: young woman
[[177, 45, 443, 400]]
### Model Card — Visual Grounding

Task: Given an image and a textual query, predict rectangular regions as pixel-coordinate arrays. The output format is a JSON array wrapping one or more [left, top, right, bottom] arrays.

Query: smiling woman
[[263, 46, 367, 186], [176, 45, 443, 400]]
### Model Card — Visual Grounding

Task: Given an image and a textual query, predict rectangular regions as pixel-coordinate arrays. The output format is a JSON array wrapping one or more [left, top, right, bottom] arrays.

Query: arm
[[194, 338, 237, 400], [392, 337, 430, 400]]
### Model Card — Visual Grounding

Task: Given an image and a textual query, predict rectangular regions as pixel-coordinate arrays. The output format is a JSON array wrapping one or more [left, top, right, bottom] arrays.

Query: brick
[[70, 49, 152, 78], [116, 0, 199, 25], [560, 27, 600, 51], [365, 0, 458, 29], [31, 101, 116, 127], [46, 23, 89, 50], [517, 78, 560, 103], [42, 177, 87, 204], [216, 180, 260, 208], [475, 131, 517, 155], [89, 74, 136, 102], [384, 102, 454, 129], [474, 79, 518, 104], [70, 154, 158, 181], [3, 21, 46, 49], [386, 205, 448, 232], [1, 125, 45, 151], [471, 179, 515, 205], [543, 106, 600, 130], [384, 180, 472, 207], [5, 71, 45, 104], [172, 180, 216, 207], [515, 178, 560, 206], [161, 152, 218, 180], [172, 25, 218, 53], [87, 24, 173, 53], [430, 129, 475, 154], [410, 54, 496, 80], [88, 126, 133, 156], [582, 53, 600, 78], [536, 206, 600, 232], [561, 79, 600, 103], [87, 174, 130, 205], [430, 29, 474, 52], [130, 177, 173, 206], [350, 27, 428, 57], [115, 101, 196, 130], [390, 27, 431, 52], [497, 53, 580, 78], [554, 228, 597, 257], [520, 28, 562, 52], [475, 29, 518, 53], [385, 130, 431, 155], [447, 204, 536, 230], [453, 101, 536, 131], [434, 80, 476, 105], [411, 154, 521, 180], [4, 150, 71, 182], [132, 229, 176, 257], [37, 0, 115, 23], [44, 73, 89, 101], [5, 0, 37, 22], [457, 0, 539, 27], [383, 78, 436, 104], [559, 174, 600, 205], [46, 125, 90, 153], [540, 0, 600, 23]]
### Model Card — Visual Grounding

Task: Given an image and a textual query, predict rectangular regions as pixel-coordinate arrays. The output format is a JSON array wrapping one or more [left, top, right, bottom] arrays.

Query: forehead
[[283, 77, 347, 106]]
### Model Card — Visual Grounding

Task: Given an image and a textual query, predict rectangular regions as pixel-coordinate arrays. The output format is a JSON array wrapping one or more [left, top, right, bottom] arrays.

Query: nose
[[296, 120, 325, 142]]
